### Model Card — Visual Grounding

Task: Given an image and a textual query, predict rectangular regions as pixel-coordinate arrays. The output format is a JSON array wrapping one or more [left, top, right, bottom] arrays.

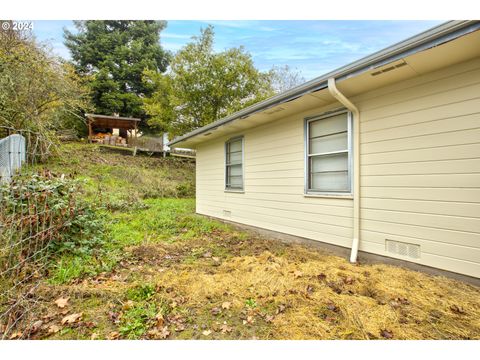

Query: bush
[[0, 171, 105, 274]]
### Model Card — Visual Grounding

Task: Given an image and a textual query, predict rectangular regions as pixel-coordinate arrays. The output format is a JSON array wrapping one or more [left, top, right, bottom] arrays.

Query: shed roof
[[86, 114, 141, 130], [168, 20, 480, 148]]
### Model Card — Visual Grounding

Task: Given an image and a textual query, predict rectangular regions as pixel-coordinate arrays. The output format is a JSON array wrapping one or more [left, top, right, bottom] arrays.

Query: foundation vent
[[385, 239, 420, 259], [222, 210, 231, 217]]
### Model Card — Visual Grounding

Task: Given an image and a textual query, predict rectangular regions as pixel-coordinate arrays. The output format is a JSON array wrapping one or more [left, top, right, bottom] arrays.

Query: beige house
[[169, 21, 480, 279]]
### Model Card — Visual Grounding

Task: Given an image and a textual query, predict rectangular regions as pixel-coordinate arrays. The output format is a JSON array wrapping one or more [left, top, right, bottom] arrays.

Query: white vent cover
[[385, 239, 420, 259]]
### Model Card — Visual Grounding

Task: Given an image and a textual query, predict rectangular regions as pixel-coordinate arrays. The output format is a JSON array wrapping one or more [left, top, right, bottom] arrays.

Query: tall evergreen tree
[[64, 21, 170, 124]]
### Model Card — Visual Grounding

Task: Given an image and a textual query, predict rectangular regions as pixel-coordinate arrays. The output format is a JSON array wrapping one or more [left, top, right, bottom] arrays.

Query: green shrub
[[0, 171, 106, 274]]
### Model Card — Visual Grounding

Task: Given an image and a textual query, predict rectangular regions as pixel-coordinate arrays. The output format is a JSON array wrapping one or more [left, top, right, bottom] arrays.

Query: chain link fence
[[0, 127, 57, 339]]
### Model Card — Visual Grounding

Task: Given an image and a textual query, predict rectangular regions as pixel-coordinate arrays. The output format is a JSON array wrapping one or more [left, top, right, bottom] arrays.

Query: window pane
[[227, 151, 242, 164], [228, 139, 242, 152], [311, 171, 349, 192], [311, 153, 348, 173], [228, 175, 243, 187], [309, 132, 347, 154], [228, 164, 242, 176], [309, 113, 348, 138]]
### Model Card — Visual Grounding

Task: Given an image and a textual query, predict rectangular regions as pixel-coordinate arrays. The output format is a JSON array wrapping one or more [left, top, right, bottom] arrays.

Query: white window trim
[[224, 136, 245, 192], [304, 109, 353, 196]]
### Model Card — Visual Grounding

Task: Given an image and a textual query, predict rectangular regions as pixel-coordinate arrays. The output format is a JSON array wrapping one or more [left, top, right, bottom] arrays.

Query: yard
[[5, 143, 480, 340]]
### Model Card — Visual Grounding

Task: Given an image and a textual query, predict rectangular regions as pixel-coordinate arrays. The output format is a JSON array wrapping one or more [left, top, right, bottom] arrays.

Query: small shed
[[86, 113, 140, 146]]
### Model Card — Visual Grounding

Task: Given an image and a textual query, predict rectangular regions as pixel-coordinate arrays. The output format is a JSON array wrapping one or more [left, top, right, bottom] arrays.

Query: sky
[[33, 20, 444, 81]]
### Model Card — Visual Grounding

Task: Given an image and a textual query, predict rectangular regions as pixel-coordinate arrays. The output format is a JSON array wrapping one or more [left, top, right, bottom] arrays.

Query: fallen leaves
[[211, 307, 222, 316], [148, 326, 170, 339], [108, 311, 120, 325], [61, 313, 83, 325], [380, 329, 394, 339], [220, 322, 232, 334], [29, 320, 43, 334], [450, 304, 466, 315], [221, 301, 231, 310], [293, 270, 303, 279], [54, 297, 70, 309], [155, 312, 165, 327], [48, 325, 61, 334], [242, 315, 255, 325], [202, 330, 212, 336], [326, 302, 340, 313], [108, 331, 120, 340]]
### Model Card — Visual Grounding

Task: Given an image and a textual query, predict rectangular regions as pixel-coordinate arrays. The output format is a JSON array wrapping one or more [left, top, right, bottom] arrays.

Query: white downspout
[[327, 78, 360, 263]]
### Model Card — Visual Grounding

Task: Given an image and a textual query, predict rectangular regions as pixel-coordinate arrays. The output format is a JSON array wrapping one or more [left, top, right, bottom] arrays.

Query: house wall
[[195, 57, 480, 278]]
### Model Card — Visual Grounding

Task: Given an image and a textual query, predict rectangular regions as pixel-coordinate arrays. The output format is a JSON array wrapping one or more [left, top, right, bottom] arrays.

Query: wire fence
[[0, 127, 59, 339]]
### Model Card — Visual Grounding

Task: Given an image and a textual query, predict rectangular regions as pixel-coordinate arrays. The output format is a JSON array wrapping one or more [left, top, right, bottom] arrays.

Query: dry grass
[[33, 227, 480, 340]]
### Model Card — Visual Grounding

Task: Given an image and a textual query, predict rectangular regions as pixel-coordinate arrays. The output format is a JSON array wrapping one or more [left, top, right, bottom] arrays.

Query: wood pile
[[91, 133, 127, 147]]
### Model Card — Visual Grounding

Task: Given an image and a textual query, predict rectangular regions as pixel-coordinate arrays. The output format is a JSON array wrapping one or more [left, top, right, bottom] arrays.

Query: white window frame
[[224, 136, 244, 192], [304, 109, 353, 196]]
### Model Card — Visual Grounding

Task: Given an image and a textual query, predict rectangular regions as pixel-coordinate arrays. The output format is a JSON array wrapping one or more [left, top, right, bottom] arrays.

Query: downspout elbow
[[327, 78, 360, 263]]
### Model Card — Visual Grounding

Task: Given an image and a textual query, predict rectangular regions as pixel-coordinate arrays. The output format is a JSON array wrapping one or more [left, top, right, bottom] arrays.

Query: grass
[[13, 142, 480, 340]]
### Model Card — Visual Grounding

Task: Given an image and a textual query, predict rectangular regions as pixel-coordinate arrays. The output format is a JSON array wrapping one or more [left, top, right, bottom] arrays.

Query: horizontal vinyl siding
[[356, 57, 480, 277], [196, 57, 480, 278], [196, 100, 354, 249]]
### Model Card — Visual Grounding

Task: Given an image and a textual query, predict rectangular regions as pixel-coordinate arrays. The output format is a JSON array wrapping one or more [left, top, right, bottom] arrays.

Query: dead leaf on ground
[[211, 307, 222, 316], [202, 330, 212, 336], [243, 315, 255, 325], [293, 270, 303, 279], [155, 313, 165, 327], [61, 313, 83, 325], [450, 304, 466, 315], [326, 303, 340, 312], [317, 273, 327, 281], [148, 327, 170, 339], [108, 311, 120, 324], [108, 331, 120, 340], [30, 320, 43, 334], [48, 325, 61, 334], [265, 315, 275, 323], [54, 297, 70, 309], [380, 329, 394, 339], [221, 301, 231, 310], [122, 300, 134, 310], [220, 323, 232, 334], [175, 324, 186, 332], [9, 331, 22, 339]]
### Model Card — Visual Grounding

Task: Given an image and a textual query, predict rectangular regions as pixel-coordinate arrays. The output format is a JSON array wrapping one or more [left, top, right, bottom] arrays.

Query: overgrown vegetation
[[3, 142, 476, 340], [0, 171, 105, 275], [0, 26, 91, 160]]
